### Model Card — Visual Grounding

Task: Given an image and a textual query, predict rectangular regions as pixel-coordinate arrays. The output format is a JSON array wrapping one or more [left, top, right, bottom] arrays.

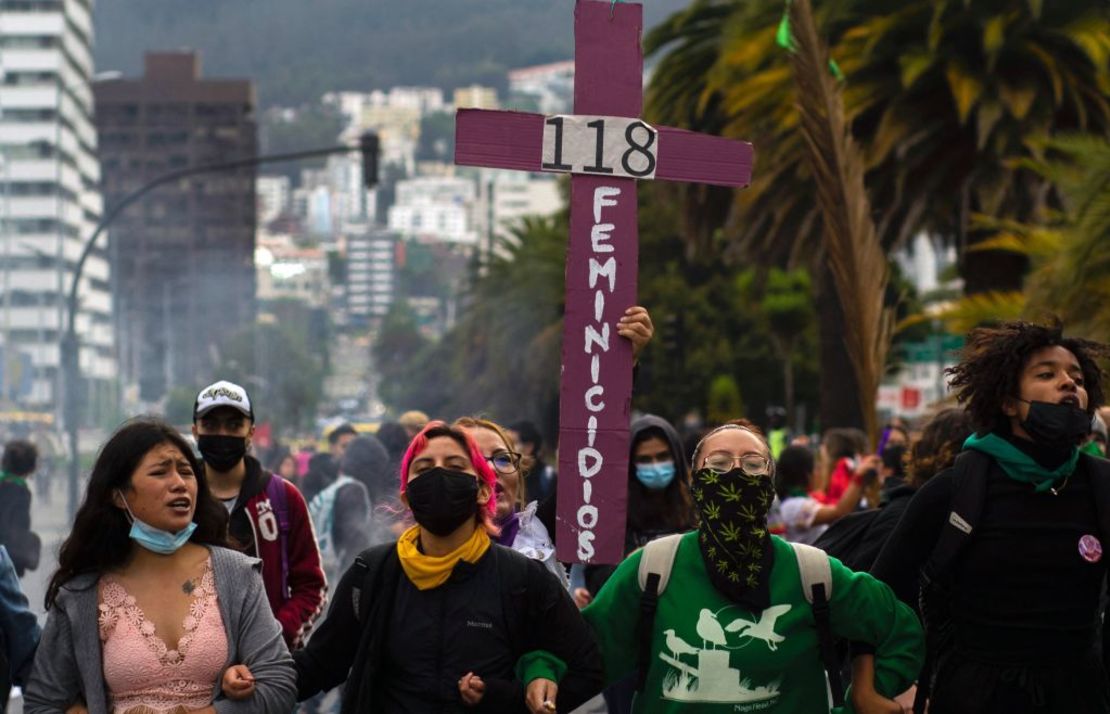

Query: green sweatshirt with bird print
[[573, 532, 923, 713]]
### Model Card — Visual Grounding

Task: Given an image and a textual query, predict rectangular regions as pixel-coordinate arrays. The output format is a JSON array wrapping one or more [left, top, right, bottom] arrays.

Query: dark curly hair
[[905, 408, 974, 488], [46, 418, 228, 609], [946, 321, 1110, 435]]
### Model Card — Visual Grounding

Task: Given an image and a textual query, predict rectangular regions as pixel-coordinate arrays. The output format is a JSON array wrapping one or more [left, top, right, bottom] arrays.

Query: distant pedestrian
[[193, 380, 326, 649], [0, 440, 40, 577], [308, 435, 395, 586], [398, 410, 430, 439], [507, 420, 556, 504], [272, 452, 299, 483], [300, 424, 356, 503], [375, 421, 410, 482], [815, 428, 871, 505], [774, 444, 875, 545]]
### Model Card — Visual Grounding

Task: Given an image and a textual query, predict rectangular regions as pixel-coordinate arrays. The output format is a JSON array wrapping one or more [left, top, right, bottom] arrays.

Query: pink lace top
[[98, 558, 228, 714]]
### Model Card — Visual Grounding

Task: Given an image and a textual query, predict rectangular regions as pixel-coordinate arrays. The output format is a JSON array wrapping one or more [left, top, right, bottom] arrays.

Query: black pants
[[930, 650, 1110, 714]]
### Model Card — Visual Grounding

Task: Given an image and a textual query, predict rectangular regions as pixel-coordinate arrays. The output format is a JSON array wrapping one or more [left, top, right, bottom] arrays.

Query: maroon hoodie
[[225, 456, 326, 648]]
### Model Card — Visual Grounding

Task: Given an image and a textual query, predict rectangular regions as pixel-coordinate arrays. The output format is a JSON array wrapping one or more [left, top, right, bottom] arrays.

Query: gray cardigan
[[23, 546, 297, 714]]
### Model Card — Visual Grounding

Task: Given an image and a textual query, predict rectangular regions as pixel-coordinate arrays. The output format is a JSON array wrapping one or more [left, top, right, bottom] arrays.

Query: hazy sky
[[93, 0, 694, 107]]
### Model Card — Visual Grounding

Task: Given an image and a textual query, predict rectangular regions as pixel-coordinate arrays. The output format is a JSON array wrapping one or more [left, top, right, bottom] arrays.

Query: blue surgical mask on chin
[[117, 491, 198, 555], [635, 461, 677, 490]]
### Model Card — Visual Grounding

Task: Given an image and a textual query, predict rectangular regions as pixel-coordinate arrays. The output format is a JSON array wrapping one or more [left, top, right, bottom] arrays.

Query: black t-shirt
[[872, 454, 1106, 663]]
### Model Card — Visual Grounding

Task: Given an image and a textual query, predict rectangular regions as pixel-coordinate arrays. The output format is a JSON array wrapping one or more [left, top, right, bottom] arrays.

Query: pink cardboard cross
[[455, 0, 753, 564]]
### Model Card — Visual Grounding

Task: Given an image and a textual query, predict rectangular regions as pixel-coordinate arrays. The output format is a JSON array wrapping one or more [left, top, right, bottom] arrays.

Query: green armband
[[516, 649, 568, 684]]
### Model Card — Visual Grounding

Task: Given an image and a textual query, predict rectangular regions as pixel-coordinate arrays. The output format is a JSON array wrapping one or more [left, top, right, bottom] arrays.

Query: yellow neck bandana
[[396, 523, 491, 590]]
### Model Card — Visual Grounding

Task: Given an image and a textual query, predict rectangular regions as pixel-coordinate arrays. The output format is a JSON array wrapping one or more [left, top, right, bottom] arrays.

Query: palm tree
[[376, 214, 569, 438], [925, 134, 1110, 341], [645, 0, 1110, 428]]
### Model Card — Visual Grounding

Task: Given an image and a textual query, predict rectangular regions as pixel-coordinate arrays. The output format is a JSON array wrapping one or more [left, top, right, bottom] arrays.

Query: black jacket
[[0, 481, 39, 576], [871, 452, 1110, 709], [295, 541, 603, 714]]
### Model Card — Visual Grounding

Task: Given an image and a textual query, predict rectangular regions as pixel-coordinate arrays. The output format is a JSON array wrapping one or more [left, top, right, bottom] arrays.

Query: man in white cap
[[193, 379, 326, 648]]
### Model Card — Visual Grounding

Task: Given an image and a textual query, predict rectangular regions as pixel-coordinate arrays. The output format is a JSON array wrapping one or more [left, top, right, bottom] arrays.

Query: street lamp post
[[63, 137, 379, 518]]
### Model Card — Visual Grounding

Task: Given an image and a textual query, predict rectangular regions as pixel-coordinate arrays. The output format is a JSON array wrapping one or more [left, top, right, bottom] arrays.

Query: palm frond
[[789, 0, 893, 443]]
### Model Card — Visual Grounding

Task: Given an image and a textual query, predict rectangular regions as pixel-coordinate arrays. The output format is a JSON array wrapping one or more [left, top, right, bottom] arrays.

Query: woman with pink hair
[[273, 420, 602, 713]]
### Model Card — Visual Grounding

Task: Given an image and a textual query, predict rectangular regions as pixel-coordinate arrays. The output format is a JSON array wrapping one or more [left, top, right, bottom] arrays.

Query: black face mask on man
[[406, 467, 480, 536], [197, 434, 248, 472], [1018, 399, 1091, 448]]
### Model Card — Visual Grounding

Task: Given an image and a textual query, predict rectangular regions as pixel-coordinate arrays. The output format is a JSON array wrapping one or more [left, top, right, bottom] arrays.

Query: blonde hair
[[690, 419, 772, 474], [453, 416, 529, 510]]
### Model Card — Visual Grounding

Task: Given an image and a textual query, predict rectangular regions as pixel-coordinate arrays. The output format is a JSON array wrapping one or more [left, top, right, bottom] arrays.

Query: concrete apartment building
[[0, 0, 115, 418], [94, 52, 257, 402]]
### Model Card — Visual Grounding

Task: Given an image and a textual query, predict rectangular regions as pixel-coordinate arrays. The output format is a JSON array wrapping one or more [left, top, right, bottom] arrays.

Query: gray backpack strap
[[791, 541, 833, 603], [637, 533, 684, 595], [635, 532, 685, 692], [790, 541, 843, 707]]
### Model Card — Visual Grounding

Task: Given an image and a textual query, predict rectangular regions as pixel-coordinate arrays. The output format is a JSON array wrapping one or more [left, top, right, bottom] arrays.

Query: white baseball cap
[[194, 380, 254, 421]]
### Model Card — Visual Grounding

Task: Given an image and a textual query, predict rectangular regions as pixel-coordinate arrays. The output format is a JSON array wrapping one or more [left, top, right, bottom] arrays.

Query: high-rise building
[[387, 176, 477, 245], [0, 0, 115, 417], [94, 52, 257, 402], [345, 227, 396, 328], [256, 175, 290, 225]]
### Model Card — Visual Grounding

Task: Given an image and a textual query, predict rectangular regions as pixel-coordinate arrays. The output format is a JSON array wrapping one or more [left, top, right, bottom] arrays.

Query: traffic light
[[359, 131, 380, 188], [661, 312, 683, 368]]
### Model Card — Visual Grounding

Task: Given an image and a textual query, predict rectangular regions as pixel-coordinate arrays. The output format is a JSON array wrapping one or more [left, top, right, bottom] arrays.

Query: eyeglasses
[[485, 451, 522, 475], [701, 450, 772, 476]]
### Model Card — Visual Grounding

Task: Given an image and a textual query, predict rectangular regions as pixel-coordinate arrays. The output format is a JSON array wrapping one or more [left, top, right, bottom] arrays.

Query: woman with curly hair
[[868, 321, 1110, 713]]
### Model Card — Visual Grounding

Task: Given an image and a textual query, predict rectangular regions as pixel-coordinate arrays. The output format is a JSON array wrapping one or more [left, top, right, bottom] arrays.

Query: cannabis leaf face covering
[[691, 466, 776, 610]]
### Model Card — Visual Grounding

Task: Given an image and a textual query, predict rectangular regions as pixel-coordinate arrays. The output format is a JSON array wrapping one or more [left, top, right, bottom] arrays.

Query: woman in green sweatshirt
[[525, 421, 922, 714]]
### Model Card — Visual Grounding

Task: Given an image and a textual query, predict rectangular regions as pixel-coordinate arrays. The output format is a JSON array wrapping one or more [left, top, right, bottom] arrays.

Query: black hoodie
[[584, 414, 694, 596]]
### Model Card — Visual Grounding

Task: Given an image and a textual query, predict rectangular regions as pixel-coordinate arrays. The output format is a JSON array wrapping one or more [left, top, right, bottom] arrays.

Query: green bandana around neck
[[964, 433, 1078, 493], [0, 472, 27, 488]]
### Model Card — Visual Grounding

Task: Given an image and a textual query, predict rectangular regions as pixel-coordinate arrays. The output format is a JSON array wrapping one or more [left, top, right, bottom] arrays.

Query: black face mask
[[406, 467, 480, 536], [1020, 400, 1091, 448], [197, 434, 248, 472], [691, 466, 776, 610]]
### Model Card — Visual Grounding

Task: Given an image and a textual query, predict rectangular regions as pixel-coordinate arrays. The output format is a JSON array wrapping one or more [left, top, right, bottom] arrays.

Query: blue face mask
[[635, 461, 676, 490], [118, 492, 198, 555]]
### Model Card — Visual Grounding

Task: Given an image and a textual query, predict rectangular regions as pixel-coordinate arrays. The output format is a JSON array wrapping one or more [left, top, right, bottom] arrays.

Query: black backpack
[[914, 450, 1110, 713], [811, 508, 881, 572]]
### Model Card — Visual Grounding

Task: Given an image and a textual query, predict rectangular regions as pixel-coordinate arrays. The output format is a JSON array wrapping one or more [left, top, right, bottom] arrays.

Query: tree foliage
[[645, 0, 1110, 290], [214, 322, 326, 434], [925, 134, 1110, 341], [377, 182, 821, 443]]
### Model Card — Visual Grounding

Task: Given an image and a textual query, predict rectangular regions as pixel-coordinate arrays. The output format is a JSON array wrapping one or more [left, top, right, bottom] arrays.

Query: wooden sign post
[[455, 0, 753, 564]]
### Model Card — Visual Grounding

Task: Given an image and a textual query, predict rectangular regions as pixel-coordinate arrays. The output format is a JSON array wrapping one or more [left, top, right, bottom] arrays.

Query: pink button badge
[[1079, 534, 1102, 564]]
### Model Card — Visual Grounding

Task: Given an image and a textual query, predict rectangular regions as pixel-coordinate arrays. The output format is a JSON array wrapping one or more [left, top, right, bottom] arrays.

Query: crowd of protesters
[[2, 318, 1109, 714]]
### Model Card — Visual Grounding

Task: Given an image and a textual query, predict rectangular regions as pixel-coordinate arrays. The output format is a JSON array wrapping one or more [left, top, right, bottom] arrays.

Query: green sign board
[[899, 336, 964, 364]]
